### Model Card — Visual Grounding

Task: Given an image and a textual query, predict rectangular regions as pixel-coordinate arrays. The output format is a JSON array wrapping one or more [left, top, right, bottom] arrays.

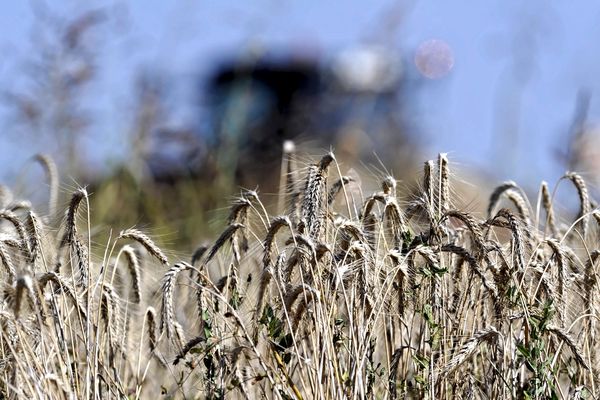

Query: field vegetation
[[0, 146, 596, 399]]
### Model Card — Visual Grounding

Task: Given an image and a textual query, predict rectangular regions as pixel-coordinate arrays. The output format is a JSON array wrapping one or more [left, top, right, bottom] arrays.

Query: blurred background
[[2, 0, 600, 250]]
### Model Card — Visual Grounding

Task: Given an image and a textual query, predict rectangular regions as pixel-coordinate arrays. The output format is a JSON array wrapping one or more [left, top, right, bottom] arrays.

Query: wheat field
[[0, 148, 597, 399]]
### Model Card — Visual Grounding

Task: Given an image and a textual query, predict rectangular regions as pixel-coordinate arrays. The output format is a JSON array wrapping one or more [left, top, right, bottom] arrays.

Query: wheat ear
[[437, 327, 500, 383], [0, 210, 30, 255], [565, 172, 590, 238], [301, 152, 334, 239], [33, 154, 59, 217], [487, 181, 519, 218], [120, 245, 142, 304], [59, 188, 86, 248], [0, 243, 16, 280], [145, 306, 158, 352], [161, 262, 193, 339], [119, 229, 168, 266], [25, 211, 43, 268], [541, 181, 558, 237], [438, 153, 449, 216]]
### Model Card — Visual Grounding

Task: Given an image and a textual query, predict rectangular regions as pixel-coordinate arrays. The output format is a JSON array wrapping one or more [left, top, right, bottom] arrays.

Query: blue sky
[[2, 1, 600, 191]]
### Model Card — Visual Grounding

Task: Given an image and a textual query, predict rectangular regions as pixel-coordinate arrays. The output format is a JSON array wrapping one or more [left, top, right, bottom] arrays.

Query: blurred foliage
[[89, 166, 234, 252], [6, 8, 105, 173], [5, 6, 421, 252]]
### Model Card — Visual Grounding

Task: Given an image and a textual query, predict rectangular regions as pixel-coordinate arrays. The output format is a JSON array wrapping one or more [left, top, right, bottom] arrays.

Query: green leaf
[[413, 353, 429, 370], [414, 375, 428, 386]]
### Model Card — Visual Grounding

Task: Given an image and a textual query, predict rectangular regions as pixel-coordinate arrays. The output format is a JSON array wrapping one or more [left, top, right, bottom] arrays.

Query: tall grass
[[0, 150, 597, 399]]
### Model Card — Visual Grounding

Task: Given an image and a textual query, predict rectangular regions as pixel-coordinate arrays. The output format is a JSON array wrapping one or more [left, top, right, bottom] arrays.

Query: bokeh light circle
[[415, 39, 454, 79]]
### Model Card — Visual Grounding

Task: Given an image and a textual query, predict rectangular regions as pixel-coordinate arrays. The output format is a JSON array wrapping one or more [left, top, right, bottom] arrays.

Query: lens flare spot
[[415, 39, 454, 79]]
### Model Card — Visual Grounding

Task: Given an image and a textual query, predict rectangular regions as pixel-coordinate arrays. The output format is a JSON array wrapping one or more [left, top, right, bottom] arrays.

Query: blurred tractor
[[201, 46, 415, 192]]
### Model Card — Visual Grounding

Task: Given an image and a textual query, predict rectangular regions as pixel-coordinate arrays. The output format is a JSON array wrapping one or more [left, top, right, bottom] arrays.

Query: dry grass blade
[[284, 141, 301, 220], [388, 347, 404, 400], [583, 249, 600, 306]]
